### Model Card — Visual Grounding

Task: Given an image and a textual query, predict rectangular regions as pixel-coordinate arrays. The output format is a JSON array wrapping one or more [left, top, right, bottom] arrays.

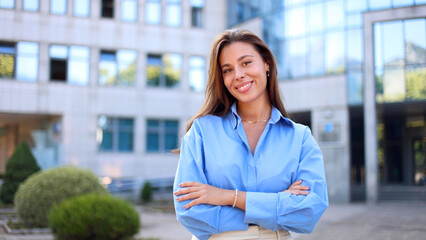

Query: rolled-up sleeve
[[244, 127, 328, 233], [173, 122, 247, 240]]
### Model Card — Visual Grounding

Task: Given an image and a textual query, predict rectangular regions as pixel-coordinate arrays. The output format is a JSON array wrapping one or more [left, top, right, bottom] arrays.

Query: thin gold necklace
[[240, 110, 271, 124]]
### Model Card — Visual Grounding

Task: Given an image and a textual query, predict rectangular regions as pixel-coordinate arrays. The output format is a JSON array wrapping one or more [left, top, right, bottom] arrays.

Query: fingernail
[[179, 183, 183, 187]]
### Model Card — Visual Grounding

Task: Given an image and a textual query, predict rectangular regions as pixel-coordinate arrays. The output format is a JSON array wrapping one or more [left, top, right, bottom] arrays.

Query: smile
[[236, 81, 253, 92]]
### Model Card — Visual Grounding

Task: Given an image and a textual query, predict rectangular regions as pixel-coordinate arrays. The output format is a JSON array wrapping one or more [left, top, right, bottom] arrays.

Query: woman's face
[[219, 41, 269, 105]]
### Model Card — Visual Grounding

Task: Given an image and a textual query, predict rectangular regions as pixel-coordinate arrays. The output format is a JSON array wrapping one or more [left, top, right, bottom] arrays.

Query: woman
[[173, 29, 328, 240]]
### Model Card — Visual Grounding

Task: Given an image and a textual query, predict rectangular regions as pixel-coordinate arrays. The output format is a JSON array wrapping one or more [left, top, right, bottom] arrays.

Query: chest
[[242, 122, 268, 155]]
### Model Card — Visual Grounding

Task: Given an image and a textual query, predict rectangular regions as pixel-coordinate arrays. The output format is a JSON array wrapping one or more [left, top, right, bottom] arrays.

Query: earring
[[267, 71, 270, 77]]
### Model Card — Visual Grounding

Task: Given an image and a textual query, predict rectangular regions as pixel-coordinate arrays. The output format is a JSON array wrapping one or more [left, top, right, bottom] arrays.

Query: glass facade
[[191, 0, 204, 27], [99, 49, 136, 86], [97, 116, 134, 152], [146, 119, 179, 153], [374, 18, 426, 102], [0, 0, 14, 9], [227, 0, 426, 105], [146, 0, 161, 25], [166, 0, 182, 27]]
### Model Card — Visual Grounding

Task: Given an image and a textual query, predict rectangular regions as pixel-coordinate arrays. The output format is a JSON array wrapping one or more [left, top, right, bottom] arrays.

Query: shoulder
[[186, 115, 224, 139]]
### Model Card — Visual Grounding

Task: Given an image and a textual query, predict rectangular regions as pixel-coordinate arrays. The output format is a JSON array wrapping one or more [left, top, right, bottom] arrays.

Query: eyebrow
[[220, 55, 254, 69]]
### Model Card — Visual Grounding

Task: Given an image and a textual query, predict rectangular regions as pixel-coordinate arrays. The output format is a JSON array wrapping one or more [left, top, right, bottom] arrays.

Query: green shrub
[[14, 166, 107, 228], [0, 142, 40, 204], [49, 193, 140, 240], [140, 181, 152, 203]]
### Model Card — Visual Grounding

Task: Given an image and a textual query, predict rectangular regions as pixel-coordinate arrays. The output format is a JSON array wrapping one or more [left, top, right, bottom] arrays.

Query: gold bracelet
[[232, 189, 238, 208]]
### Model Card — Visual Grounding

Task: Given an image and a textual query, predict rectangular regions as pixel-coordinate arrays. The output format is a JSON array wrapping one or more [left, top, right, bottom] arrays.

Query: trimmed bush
[[49, 193, 140, 240], [140, 181, 153, 203], [0, 142, 40, 204], [14, 166, 107, 228]]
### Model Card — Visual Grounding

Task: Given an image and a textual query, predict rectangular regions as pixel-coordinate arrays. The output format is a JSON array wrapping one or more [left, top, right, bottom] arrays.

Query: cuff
[[244, 192, 278, 230]]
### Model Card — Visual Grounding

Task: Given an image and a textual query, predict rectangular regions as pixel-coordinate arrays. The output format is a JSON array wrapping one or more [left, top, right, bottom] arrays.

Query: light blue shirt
[[174, 103, 328, 240]]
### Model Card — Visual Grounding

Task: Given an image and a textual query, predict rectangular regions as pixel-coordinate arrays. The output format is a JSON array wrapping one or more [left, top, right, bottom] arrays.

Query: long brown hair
[[184, 29, 288, 134]]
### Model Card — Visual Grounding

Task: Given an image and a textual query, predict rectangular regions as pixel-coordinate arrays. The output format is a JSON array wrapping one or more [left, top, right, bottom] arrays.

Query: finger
[[174, 187, 199, 196], [184, 198, 202, 209], [176, 192, 200, 202], [179, 181, 202, 188], [288, 185, 310, 191], [289, 180, 303, 188]]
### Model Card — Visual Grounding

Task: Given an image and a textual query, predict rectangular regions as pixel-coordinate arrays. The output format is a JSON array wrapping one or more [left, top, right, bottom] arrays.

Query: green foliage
[[140, 182, 153, 203], [406, 68, 426, 100], [49, 193, 140, 240], [14, 166, 107, 228], [0, 53, 15, 78], [0, 142, 40, 204]]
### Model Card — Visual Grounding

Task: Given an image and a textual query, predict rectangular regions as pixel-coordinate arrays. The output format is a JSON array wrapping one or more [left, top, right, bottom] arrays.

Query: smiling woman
[[173, 29, 328, 240]]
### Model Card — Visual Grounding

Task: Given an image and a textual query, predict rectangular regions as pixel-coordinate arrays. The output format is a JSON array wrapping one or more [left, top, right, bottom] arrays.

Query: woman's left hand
[[174, 181, 234, 209]]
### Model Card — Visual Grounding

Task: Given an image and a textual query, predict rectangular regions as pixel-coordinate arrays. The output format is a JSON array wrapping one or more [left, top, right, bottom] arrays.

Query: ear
[[265, 63, 270, 72]]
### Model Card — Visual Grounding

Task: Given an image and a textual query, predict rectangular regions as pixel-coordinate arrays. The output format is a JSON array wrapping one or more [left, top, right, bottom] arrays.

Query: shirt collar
[[228, 102, 294, 129]]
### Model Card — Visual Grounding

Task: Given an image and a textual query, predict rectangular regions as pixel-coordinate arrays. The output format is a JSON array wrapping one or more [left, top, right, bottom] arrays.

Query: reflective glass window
[[347, 70, 363, 105], [287, 37, 307, 78], [374, 23, 384, 69], [74, 0, 89, 17], [121, 0, 137, 22], [406, 66, 426, 100], [347, 12, 363, 28], [147, 53, 181, 87], [383, 21, 404, 67], [97, 116, 134, 152], [23, 0, 39, 11], [16, 42, 38, 82], [166, 0, 182, 27], [326, 0, 344, 30], [0, 0, 14, 8], [99, 50, 117, 85], [347, 28, 363, 69], [189, 56, 205, 92], [308, 35, 325, 76], [369, 0, 391, 10], [284, 0, 307, 6], [146, 0, 161, 25], [285, 6, 306, 37], [164, 53, 182, 87], [308, 2, 324, 33], [146, 119, 179, 153], [117, 50, 137, 86], [191, 0, 204, 28], [0, 43, 15, 78], [325, 31, 345, 74], [393, 0, 414, 7], [68, 46, 89, 85], [415, 0, 426, 4], [404, 19, 426, 65], [381, 66, 405, 102], [346, 0, 367, 12], [50, 0, 67, 15]]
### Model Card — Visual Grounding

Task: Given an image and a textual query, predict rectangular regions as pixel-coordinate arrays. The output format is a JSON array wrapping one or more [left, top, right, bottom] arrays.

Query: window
[[121, 0, 137, 22], [97, 116, 134, 152], [146, 119, 178, 153], [190, 0, 204, 28], [23, 0, 39, 11], [98, 49, 137, 86], [146, 0, 161, 25], [49, 45, 90, 85], [0, 41, 39, 81], [189, 56, 205, 92], [147, 53, 182, 87], [50, 0, 67, 15], [74, 0, 90, 17], [166, 0, 181, 27], [0, 0, 14, 9], [101, 0, 114, 18]]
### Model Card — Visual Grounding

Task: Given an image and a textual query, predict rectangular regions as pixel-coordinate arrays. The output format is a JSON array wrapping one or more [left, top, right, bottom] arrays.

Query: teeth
[[238, 82, 251, 91]]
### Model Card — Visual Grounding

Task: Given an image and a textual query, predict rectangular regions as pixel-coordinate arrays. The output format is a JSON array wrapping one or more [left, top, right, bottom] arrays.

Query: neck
[[237, 97, 271, 123]]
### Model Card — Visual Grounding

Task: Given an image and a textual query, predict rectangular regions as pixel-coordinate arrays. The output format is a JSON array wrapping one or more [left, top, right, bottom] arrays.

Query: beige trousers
[[191, 225, 293, 240]]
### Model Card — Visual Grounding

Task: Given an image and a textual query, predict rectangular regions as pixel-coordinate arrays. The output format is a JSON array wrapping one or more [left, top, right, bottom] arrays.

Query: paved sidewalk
[[1, 202, 425, 240]]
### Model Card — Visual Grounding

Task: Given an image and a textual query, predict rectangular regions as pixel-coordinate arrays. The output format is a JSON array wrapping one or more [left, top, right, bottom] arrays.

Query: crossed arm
[[174, 180, 310, 210]]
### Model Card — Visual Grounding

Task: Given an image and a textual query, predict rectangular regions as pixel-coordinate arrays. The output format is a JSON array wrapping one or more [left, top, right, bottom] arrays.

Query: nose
[[234, 66, 245, 80]]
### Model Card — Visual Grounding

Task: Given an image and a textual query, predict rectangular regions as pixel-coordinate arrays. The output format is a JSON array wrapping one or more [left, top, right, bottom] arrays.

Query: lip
[[235, 81, 253, 93]]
